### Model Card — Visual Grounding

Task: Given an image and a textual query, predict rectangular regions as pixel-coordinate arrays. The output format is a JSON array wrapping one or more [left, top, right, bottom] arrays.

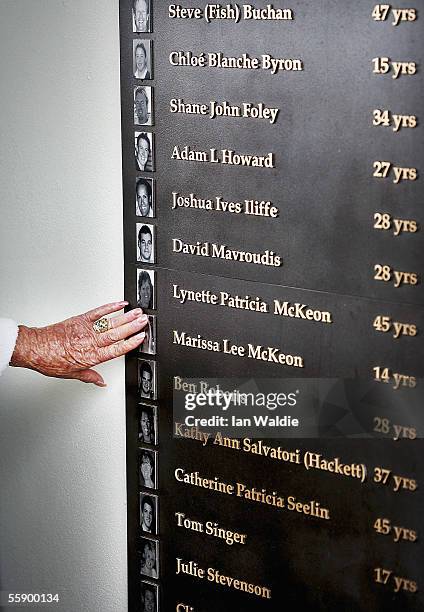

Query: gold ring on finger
[[93, 316, 110, 333]]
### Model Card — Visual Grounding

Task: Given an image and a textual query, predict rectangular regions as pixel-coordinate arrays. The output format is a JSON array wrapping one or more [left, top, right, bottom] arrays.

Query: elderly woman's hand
[[10, 301, 146, 387]]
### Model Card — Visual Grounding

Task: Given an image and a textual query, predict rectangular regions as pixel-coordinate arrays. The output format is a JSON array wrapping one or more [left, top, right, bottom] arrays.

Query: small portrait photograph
[[136, 223, 155, 264], [138, 404, 158, 445], [134, 86, 153, 126], [139, 448, 158, 489], [141, 580, 159, 612], [138, 358, 157, 400], [135, 132, 154, 172], [141, 315, 156, 355], [136, 178, 155, 218], [132, 0, 152, 33], [133, 40, 152, 79], [140, 493, 158, 534], [137, 268, 155, 310], [140, 538, 159, 579]]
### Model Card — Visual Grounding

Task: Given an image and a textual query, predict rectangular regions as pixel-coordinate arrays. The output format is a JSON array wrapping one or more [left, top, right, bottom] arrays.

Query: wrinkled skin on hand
[[10, 301, 147, 387]]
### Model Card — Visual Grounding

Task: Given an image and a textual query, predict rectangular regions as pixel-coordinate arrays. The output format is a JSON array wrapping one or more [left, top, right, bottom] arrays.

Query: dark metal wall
[[120, 2, 424, 610]]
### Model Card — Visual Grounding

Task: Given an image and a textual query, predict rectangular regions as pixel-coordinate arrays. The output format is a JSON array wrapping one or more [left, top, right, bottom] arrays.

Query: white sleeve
[[0, 318, 19, 376]]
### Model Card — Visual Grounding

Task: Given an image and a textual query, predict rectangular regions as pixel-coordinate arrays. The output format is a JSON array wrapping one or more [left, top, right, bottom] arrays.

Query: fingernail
[[135, 332, 146, 340], [137, 315, 148, 323], [133, 308, 142, 315]]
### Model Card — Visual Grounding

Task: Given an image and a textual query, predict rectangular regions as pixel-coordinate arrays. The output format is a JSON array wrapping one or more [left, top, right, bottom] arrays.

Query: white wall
[[0, 2, 127, 610]]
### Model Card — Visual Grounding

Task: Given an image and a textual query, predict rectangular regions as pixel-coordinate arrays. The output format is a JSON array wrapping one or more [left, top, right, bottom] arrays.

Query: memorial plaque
[[120, 2, 424, 610]]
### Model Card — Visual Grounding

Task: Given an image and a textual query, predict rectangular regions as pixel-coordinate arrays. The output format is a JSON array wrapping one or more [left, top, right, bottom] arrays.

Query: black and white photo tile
[[140, 580, 159, 612], [140, 314, 156, 355], [136, 222, 155, 264], [135, 131, 154, 172], [134, 85, 154, 126], [138, 358, 157, 400], [140, 537, 159, 580], [135, 178, 155, 218], [139, 448, 158, 489], [133, 40, 153, 79], [138, 403, 158, 445], [140, 492, 159, 535], [132, 0, 152, 33], [137, 269, 155, 310]]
